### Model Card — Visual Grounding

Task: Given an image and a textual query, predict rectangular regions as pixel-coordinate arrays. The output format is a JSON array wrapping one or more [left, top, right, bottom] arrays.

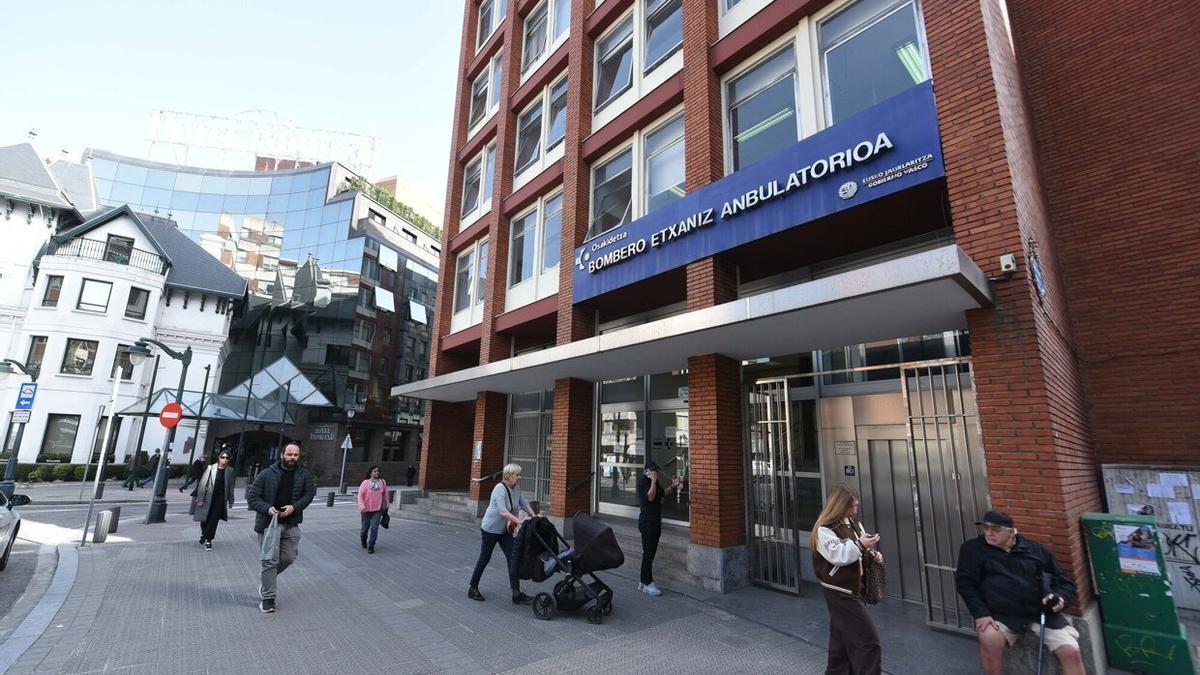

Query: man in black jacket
[[246, 443, 316, 614], [955, 510, 1085, 675]]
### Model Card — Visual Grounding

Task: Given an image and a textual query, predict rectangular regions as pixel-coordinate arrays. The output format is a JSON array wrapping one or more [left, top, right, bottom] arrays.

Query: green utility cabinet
[[1083, 513, 1195, 675]]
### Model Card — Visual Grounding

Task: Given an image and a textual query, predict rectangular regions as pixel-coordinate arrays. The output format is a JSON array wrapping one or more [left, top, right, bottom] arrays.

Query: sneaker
[[259, 598, 275, 613], [367, 544, 375, 554], [511, 591, 532, 605], [204, 541, 212, 551], [639, 582, 663, 596], [199, 537, 206, 545], [467, 587, 485, 601]]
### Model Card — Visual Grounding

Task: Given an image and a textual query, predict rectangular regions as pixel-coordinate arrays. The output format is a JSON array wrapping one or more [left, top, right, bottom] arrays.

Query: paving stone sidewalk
[[7, 504, 834, 674]]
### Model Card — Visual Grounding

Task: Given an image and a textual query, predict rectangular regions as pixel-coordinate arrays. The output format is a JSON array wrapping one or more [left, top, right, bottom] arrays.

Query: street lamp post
[[0, 359, 40, 498], [127, 339, 192, 524]]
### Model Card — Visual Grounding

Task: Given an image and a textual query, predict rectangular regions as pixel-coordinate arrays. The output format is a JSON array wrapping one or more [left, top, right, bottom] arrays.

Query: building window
[[645, 0, 683, 72], [111, 344, 134, 380], [590, 149, 633, 238], [38, 414, 80, 463], [368, 209, 386, 225], [382, 328, 392, 346], [357, 320, 376, 343], [61, 338, 99, 376], [477, 0, 507, 49], [514, 75, 568, 185], [104, 235, 135, 265], [727, 46, 798, 171], [76, 279, 113, 313], [26, 336, 47, 373], [507, 192, 562, 308], [468, 52, 504, 130], [588, 110, 685, 239], [42, 275, 63, 307], [125, 287, 150, 320], [522, 0, 569, 76], [515, 103, 544, 174], [546, 77, 568, 149], [595, 17, 634, 111], [460, 143, 497, 220], [451, 238, 489, 332], [644, 114, 686, 212], [819, 0, 928, 124]]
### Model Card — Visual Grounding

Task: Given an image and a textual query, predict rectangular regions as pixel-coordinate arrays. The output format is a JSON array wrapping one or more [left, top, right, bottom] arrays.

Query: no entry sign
[[160, 402, 183, 428]]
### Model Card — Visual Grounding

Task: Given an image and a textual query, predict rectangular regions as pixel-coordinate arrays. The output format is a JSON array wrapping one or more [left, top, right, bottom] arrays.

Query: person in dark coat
[[406, 464, 417, 487], [636, 460, 681, 596], [955, 510, 1084, 675], [138, 449, 161, 487], [193, 451, 235, 550], [180, 455, 207, 492], [245, 443, 316, 614]]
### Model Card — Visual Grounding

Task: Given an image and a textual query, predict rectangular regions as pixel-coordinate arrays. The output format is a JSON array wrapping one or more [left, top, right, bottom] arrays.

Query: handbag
[[380, 509, 391, 529], [856, 521, 886, 604], [260, 514, 281, 562], [504, 485, 519, 534]]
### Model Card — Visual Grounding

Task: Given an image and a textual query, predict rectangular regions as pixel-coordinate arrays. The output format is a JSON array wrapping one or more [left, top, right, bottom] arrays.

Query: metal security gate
[[902, 359, 991, 633], [746, 379, 803, 593]]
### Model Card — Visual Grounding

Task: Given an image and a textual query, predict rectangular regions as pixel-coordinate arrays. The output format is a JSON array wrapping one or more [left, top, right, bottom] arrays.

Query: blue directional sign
[[15, 383, 37, 410]]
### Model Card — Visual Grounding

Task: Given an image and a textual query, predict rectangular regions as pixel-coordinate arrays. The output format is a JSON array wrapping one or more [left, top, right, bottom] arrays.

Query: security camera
[[999, 254, 1017, 274]]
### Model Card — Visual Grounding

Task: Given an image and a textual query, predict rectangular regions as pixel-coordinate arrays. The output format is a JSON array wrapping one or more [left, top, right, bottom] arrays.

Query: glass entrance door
[[598, 409, 644, 512], [648, 409, 689, 523]]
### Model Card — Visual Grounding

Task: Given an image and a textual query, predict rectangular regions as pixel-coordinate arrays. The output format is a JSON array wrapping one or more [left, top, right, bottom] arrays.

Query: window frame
[[513, 73, 569, 189], [76, 278, 114, 313], [111, 343, 135, 381], [506, 189, 561, 309], [520, 0, 571, 82], [467, 52, 504, 138], [460, 141, 497, 225], [644, 0, 684, 74], [587, 106, 685, 241], [593, 15, 635, 113], [476, 0, 507, 51], [41, 275, 64, 307], [450, 237, 490, 333], [125, 287, 150, 320], [642, 112, 686, 215], [26, 336, 47, 373], [60, 338, 100, 376], [592, 2, 686, 131]]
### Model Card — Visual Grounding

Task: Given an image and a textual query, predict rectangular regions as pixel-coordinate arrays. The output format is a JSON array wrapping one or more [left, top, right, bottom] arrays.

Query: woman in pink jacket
[[357, 466, 391, 553]]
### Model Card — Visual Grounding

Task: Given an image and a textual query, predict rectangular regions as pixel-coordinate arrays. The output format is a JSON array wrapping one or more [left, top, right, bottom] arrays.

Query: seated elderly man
[[955, 510, 1085, 675]]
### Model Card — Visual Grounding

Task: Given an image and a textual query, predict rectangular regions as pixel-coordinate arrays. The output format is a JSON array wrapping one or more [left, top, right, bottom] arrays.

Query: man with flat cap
[[955, 510, 1085, 675]]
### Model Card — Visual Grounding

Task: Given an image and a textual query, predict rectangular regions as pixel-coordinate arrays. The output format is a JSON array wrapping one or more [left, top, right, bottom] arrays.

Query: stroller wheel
[[586, 605, 604, 625], [532, 592, 556, 621], [600, 595, 613, 616]]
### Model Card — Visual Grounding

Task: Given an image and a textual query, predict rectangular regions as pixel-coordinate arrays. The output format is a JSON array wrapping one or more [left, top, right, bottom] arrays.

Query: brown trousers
[[823, 587, 882, 674]]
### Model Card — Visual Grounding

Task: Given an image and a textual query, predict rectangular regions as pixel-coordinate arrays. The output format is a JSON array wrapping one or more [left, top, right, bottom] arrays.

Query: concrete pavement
[[4, 496, 842, 674]]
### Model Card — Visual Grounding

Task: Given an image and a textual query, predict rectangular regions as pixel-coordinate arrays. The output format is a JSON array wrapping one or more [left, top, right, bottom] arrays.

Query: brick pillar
[[419, 400, 475, 490], [548, 377, 593, 537], [686, 353, 748, 592], [468, 391, 508, 515], [682, 0, 722, 191], [686, 256, 737, 311], [925, 0, 1102, 659], [557, 0, 597, 345]]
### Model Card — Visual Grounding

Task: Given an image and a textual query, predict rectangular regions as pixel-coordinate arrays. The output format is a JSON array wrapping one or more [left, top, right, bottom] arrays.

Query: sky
[[0, 0, 464, 217]]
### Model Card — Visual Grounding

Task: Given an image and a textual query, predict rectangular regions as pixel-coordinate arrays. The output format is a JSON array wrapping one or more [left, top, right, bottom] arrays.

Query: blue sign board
[[572, 82, 946, 302], [15, 382, 37, 410]]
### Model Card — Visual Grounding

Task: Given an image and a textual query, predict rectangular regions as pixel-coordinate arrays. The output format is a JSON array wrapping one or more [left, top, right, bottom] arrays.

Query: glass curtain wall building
[[87, 150, 438, 475]]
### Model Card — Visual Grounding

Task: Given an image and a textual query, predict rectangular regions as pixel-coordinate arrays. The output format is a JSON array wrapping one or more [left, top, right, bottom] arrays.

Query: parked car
[[0, 491, 31, 571]]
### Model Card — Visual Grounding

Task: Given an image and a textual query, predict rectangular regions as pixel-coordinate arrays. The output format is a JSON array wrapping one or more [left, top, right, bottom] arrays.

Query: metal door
[[856, 426, 922, 602], [902, 360, 990, 633], [746, 379, 802, 593]]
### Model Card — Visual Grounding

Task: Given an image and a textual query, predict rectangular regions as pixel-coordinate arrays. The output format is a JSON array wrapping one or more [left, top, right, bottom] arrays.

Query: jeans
[[259, 524, 301, 600], [639, 523, 662, 585], [468, 529, 518, 591], [360, 511, 383, 546]]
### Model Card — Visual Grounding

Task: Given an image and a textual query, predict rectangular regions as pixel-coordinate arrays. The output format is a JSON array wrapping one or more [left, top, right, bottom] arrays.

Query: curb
[[0, 543, 78, 671]]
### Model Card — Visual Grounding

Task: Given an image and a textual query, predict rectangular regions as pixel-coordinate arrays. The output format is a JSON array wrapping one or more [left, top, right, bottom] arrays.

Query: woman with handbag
[[811, 485, 884, 674], [357, 466, 391, 554], [467, 463, 538, 604], [193, 450, 236, 551]]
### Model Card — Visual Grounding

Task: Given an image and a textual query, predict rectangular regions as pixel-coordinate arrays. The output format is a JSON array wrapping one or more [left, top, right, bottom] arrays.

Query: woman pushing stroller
[[467, 463, 539, 604]]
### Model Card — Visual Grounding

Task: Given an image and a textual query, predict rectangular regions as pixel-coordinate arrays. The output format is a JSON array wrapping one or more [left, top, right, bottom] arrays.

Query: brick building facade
[[398, 0, 1198, 658]]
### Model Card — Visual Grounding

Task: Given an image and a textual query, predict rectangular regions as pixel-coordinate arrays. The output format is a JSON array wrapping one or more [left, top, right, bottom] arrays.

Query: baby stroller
[[512, 512, 624, 624]]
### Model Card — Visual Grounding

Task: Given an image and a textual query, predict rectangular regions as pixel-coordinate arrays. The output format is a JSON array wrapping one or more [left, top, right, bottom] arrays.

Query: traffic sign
[[15, 383, 37, 410], [160, 402, 184, 428], [10, 410, 31, 424], [340, 434, 353, 450]]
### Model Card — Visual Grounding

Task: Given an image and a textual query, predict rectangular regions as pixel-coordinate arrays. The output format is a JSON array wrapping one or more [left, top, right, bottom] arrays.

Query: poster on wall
[[1114, 524, 1160, 576]]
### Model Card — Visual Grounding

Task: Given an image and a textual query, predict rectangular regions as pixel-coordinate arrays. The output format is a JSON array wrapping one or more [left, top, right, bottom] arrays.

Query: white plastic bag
[[260, 514, 281, 562]]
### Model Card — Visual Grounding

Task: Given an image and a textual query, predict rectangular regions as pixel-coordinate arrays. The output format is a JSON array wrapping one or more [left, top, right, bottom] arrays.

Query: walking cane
[[1036, 571, 1053, 675]]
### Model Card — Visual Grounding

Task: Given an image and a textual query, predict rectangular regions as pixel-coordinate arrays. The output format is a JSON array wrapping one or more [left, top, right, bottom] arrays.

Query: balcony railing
[[45, 237, 168, 275]]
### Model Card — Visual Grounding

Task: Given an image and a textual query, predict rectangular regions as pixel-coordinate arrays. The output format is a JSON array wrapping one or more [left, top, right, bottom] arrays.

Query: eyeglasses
[[981, 524, 1012, 532]]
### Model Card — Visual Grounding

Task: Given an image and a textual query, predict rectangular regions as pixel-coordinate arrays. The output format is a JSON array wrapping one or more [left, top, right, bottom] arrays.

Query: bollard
[[326, 491, 335, 507], [388, 489, 396, 506], [93, 511, 112, 543], [108, 506, 121, 533]]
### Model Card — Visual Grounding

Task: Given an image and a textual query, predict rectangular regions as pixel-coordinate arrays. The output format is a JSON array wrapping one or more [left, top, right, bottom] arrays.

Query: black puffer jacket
[[510, 517, 559, 582], [245, 462, 316, 533], [955, 534, 1076, 631]]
